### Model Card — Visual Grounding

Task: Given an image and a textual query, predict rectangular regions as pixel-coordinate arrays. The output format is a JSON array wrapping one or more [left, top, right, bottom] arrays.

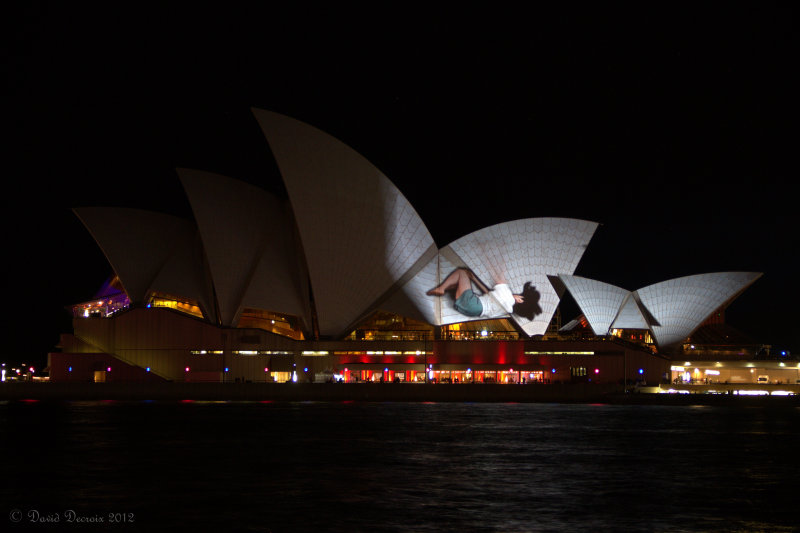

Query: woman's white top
[[478, 284, 515, 318]]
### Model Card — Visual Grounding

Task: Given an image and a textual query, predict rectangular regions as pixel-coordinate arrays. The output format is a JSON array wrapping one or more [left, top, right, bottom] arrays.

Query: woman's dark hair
[[512, 282, 542, 320]]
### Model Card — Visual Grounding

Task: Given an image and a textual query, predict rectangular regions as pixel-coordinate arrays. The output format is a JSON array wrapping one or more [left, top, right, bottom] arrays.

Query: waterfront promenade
[[2, 381, 799, 404], [1, 382, 620, 402]]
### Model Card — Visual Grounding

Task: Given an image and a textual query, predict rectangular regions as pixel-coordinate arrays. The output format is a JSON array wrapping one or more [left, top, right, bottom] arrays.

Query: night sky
[[7, 4, 797, 368]]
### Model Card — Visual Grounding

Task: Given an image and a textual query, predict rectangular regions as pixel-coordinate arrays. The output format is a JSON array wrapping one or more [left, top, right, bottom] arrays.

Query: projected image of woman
[[426, 268, 541, 320]]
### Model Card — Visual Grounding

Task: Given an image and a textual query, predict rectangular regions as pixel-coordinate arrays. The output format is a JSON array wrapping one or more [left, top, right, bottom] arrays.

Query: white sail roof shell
[[178, 168, 309, 327], [635, 272, 762, 348], [75, 111, 762, 346], [558, 275, 630, 335], [560, 272, 762, 347], [372, 248, 441, 325], [74, 207, 196, 303], [611, 293, 650, 330], [253, 109, 437, 336], [441, 218, 599, 336]]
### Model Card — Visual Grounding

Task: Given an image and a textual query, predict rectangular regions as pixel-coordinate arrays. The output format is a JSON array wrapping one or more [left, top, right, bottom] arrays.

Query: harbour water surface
[[2, 400, 798, 532]]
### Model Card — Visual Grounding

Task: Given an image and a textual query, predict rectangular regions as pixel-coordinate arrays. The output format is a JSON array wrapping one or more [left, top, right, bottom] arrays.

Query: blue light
[[146, 367, 150, 372], [224, 367, 229, 372], [638, 368, 644, 374], [68, 366, 72, 372], [551, 368, 556, 373], [304, 367, 308, 372]]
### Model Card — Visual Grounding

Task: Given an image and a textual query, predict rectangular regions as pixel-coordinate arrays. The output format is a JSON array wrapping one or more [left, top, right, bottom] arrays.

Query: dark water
[[2, 400, 798, 532]]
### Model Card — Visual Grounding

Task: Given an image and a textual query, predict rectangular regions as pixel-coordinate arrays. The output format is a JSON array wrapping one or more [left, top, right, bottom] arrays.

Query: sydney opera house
[[49, 109, 787, 388]]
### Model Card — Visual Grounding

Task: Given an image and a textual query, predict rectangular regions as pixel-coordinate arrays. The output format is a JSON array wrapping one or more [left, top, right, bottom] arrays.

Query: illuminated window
[[344, 311, 435, 341], [238, 308, 304, 340], [441, 319, 519, 341], [73, 292, 131, 318], [148, 292, 204, 319]]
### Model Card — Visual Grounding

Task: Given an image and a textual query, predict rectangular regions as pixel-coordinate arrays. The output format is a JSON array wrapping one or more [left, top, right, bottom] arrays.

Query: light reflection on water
[[2, 401, 799, 532]]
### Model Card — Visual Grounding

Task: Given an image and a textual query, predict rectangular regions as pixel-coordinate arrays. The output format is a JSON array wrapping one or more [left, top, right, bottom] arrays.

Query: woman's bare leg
[[465, 270, 490, 294], [427, 268, 473, 298]]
